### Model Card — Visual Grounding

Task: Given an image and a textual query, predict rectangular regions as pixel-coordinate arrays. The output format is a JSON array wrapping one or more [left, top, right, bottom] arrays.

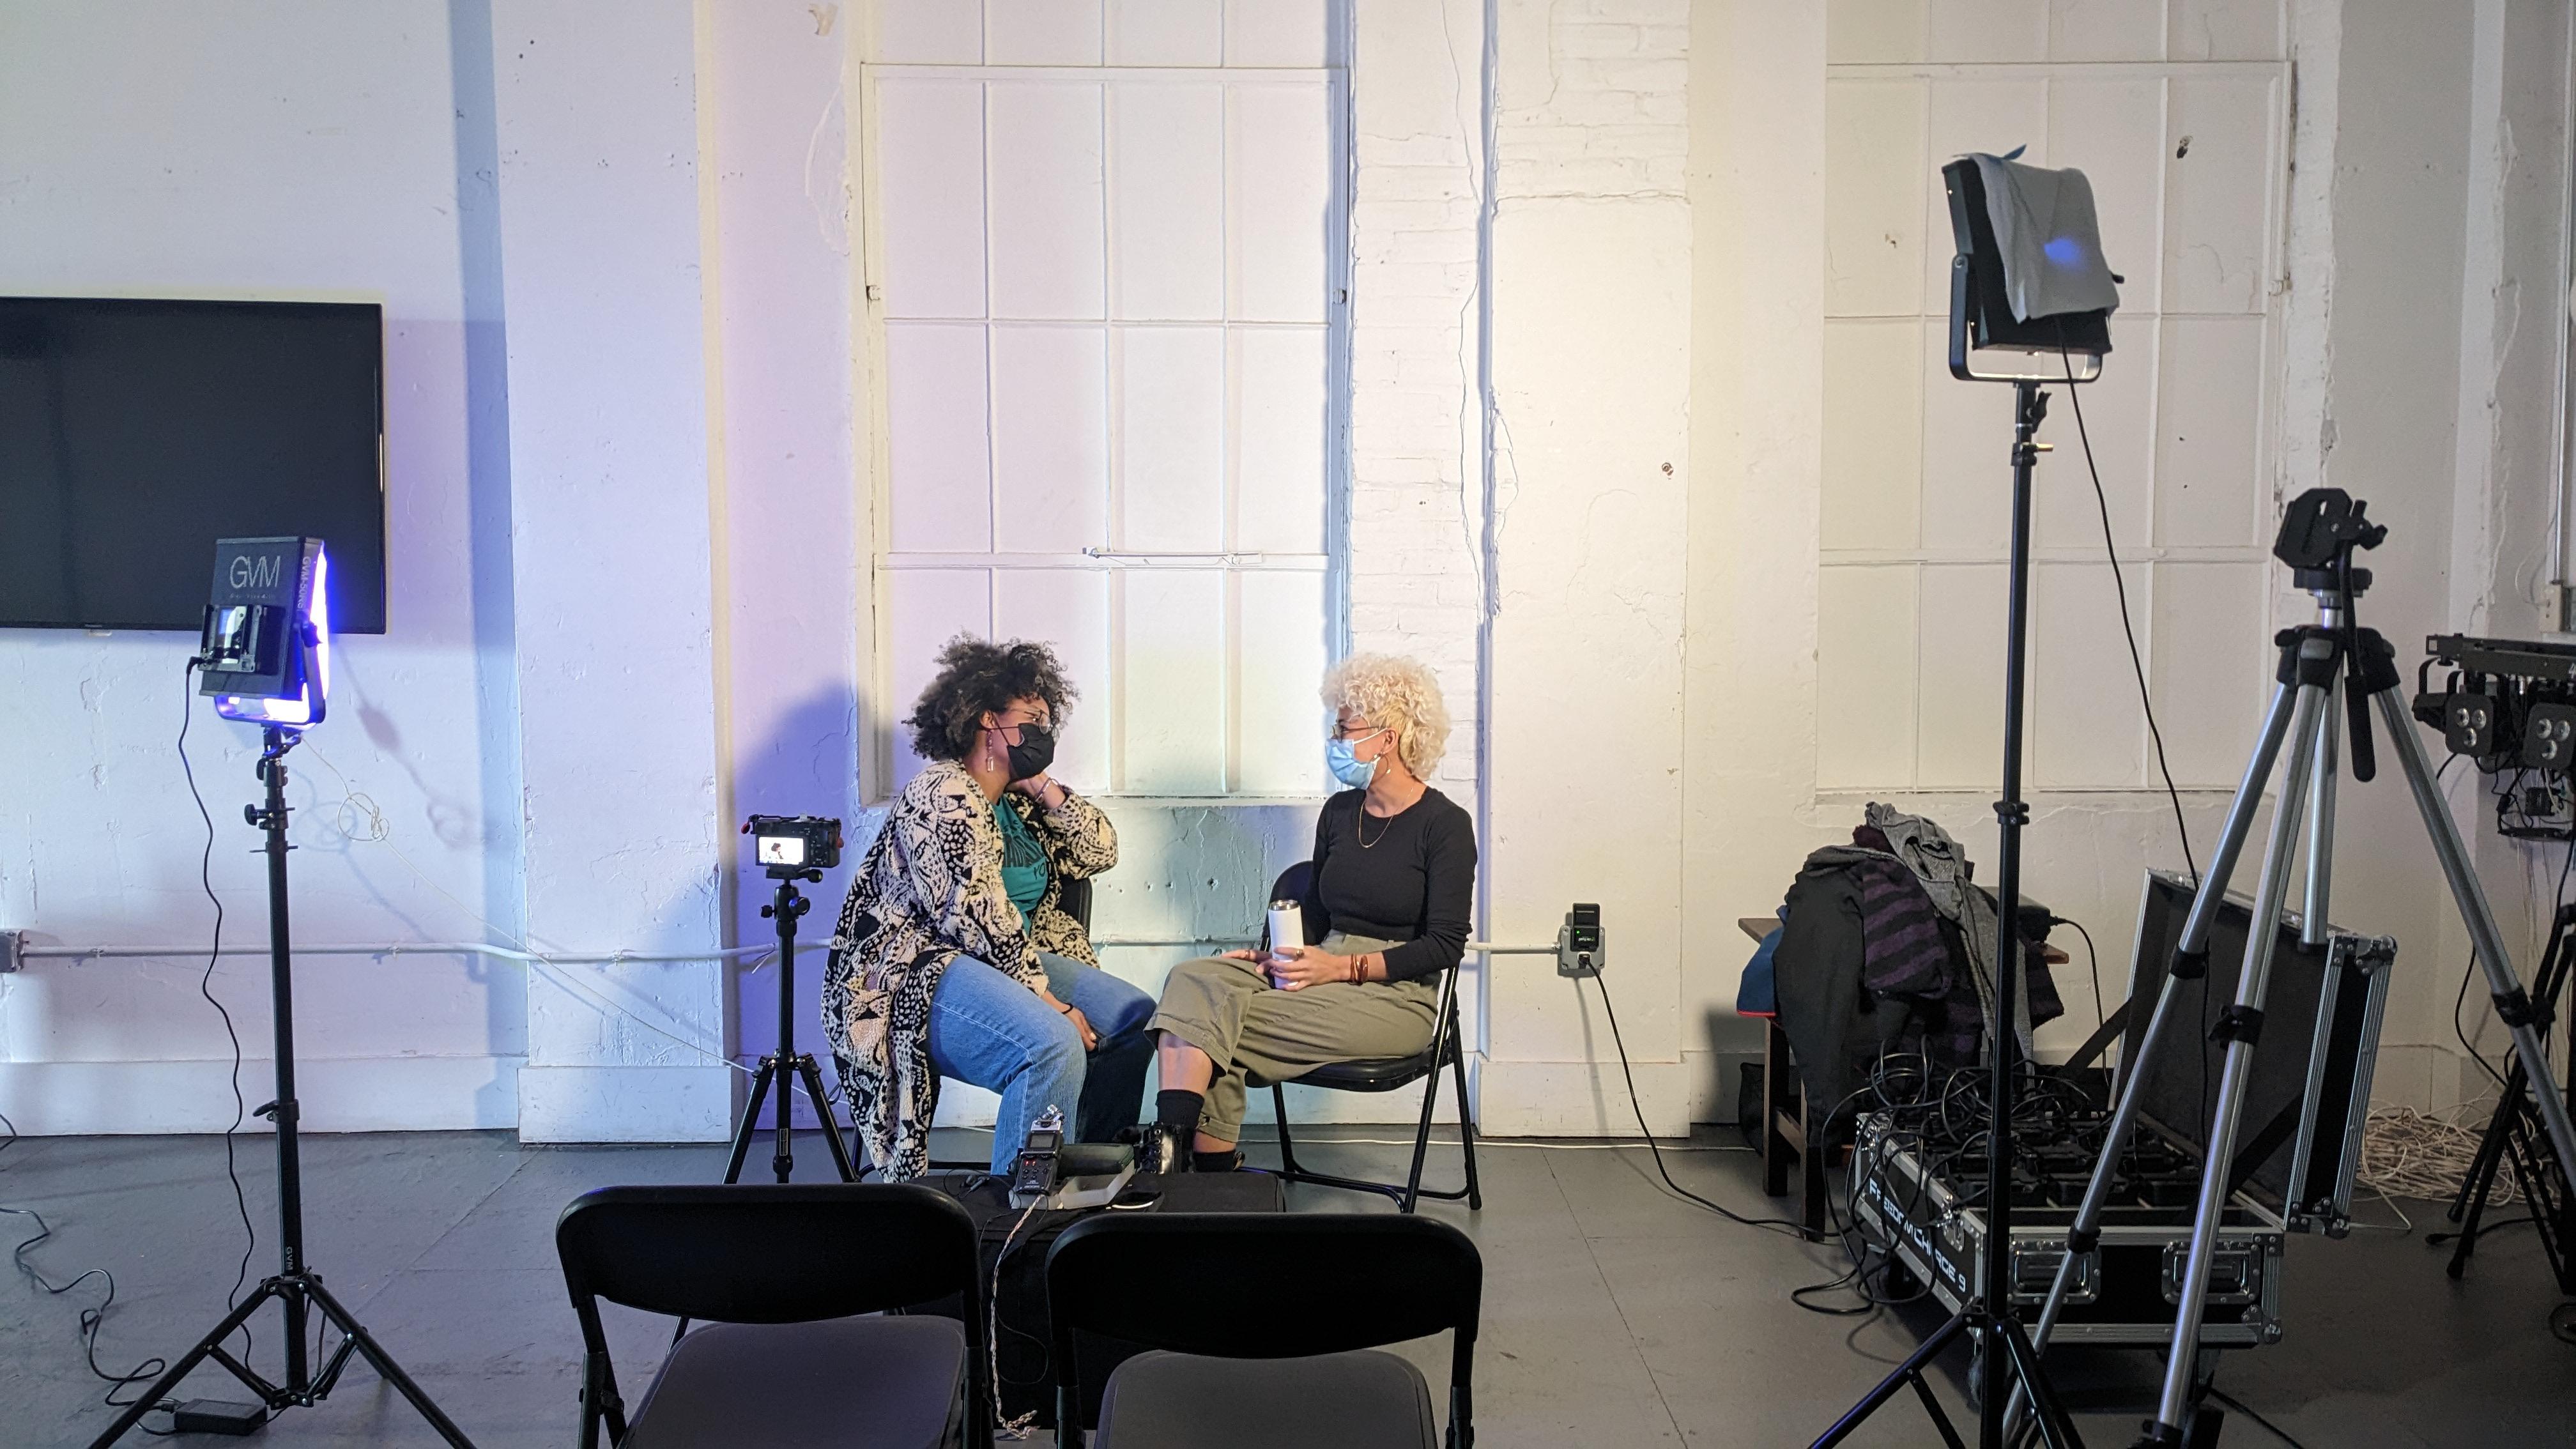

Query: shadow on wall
[[450, 0, 519, 1130], [730, 682, 863, 1130]]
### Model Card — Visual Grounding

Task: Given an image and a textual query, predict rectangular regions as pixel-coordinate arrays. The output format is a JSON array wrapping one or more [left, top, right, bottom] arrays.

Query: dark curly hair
[[906, 635, 1078, 762]]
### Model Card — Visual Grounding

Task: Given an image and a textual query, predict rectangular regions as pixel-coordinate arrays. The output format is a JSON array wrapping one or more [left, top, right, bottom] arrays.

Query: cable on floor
[[1579, 970, 1807, 1239], [0, 1112, 181, 1427]]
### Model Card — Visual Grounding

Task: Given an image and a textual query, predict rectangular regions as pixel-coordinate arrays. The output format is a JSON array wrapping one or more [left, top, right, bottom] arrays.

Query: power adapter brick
[[171, 1400, 269, 1436]]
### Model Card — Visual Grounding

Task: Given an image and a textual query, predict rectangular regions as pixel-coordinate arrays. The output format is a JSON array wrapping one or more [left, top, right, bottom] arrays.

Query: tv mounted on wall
[[0, 296, 387, 633]]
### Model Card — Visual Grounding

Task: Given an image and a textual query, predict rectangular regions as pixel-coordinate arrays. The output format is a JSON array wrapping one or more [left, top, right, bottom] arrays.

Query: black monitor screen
[[2124, 870, 2337, 1209], [0, 297, 385, 632]]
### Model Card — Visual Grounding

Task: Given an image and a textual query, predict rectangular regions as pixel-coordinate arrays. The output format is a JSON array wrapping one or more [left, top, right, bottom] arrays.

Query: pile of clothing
[[1740, 802, 2063, 1130]]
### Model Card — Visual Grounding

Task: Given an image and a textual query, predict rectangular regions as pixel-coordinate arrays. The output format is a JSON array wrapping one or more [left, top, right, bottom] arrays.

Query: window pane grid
[[870, 61, 1342, 798]]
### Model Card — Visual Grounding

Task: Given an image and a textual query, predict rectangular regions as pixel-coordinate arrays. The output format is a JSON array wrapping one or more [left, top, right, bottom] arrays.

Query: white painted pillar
[[1680, 0, 1828, 1119], [491, 0, 733, 1141], [1481, 0, 1696, 1134]]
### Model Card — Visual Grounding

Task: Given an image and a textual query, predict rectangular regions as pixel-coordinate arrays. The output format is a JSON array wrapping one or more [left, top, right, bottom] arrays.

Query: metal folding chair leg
[[1262, 1002, 1482, 1215]]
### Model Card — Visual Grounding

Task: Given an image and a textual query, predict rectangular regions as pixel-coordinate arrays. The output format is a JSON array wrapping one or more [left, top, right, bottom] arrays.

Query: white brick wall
[[1347, 0, 1487, 798], [1496, 0, 1689, 201]]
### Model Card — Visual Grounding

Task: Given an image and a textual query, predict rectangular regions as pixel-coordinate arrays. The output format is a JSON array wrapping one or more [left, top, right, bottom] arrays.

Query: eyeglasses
[[1330, 721, 1389, 742]]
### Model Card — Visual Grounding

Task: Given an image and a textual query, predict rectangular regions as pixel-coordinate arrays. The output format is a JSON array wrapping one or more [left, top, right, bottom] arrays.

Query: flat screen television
[[0, 296, 386, 633]]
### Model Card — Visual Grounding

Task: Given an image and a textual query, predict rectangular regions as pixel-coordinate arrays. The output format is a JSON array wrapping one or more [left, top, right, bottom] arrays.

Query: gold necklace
[[1356, 804, 1395, 849]]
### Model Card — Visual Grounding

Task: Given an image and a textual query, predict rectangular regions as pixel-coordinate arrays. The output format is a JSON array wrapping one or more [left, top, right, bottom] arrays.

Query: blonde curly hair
[[1321, 653, 1452, 779]]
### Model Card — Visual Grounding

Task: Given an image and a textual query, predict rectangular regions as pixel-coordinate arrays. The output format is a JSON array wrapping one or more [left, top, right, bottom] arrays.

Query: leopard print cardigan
[[820, 760, 1117, 1179]]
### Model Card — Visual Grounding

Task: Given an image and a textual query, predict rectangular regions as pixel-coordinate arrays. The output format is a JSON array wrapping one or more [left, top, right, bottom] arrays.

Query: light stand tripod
[[2010, 489, 2576, 1447], [719, 864, 855, 1184], [1813, 379, 2085, 1449], [2437, 900, 2574, 1292], [91, 727, 473, 1448]]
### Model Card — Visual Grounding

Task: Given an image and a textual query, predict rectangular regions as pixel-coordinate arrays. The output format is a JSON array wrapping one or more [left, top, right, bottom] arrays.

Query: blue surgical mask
[[1326, 730, 1386, 790]]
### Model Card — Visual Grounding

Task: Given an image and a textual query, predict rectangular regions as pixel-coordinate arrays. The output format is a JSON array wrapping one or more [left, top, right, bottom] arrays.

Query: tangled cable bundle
[[2356, 1101, 2510, 1204]]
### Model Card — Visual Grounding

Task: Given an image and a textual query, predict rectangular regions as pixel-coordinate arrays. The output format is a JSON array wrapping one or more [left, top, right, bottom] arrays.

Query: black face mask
[[1000, 721, 1055, 781]]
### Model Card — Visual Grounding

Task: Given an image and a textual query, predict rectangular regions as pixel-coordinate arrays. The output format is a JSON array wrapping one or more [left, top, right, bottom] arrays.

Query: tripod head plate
[[2275, 488, 2386, 572]]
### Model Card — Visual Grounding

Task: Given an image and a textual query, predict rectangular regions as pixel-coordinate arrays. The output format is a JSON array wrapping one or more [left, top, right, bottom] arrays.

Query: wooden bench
[[1738, 915, 1827, 1242]]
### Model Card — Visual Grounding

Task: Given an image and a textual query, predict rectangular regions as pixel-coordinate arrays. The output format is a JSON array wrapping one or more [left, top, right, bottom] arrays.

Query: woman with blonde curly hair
[[1141, 653, 1476, 1172]]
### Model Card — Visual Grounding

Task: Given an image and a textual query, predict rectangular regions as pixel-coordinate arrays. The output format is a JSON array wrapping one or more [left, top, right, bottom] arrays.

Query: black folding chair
[[1255, 863, 1483, 1213], [555, 1183, 986, 1448], [1045, 1212, 1481, 1449]]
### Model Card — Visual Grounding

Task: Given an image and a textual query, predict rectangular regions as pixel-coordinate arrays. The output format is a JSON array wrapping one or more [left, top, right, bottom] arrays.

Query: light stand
[[719, 864, 855, 1184], [90, 727, 473, 1448], [2438, 901, 2575, 1292], [1813, 379, 2084, 1449]]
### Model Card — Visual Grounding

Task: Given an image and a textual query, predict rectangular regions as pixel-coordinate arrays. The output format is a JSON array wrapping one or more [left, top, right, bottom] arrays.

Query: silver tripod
[[2005, 489, 2576, 1448]]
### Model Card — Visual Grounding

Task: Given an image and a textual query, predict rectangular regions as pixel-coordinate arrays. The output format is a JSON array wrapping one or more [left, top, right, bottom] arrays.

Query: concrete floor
[[3, 1124, 2572, 1447]]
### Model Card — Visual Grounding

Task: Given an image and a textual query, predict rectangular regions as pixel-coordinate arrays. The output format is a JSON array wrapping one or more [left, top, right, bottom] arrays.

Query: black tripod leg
[[1907, 1372, 1970, 1449], [1812, 1311, 1968, 1448], [1998, 1319, 2086, 1449], [2448, 1061, 2525, 1277], [795, 1056, 857, 1182], [301, 1276, 477, 1447], [84, 1282, 283, 1448], [723, 1061, 777, 1185]]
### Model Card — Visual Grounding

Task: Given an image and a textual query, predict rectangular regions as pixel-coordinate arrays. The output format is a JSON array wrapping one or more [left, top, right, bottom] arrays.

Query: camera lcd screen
[[756, 836, 807, 866]]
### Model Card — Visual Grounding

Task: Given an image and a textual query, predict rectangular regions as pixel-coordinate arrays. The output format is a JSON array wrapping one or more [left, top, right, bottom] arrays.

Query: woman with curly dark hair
[[822, 636, 1151, 1179]]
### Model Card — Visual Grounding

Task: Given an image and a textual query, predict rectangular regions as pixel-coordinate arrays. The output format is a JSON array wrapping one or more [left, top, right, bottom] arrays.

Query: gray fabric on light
[[1149, 931, 1436, 1141], [1967, 152, 2122, 323]]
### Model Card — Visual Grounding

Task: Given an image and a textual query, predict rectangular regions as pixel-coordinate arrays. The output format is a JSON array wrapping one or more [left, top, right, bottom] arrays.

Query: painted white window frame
[[854, 61, 1353, 803]]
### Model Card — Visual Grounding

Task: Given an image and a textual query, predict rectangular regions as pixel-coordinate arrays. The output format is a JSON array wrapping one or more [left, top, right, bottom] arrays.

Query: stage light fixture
[[198, 535, 330, 727], [1943, 152, 2117, 383]]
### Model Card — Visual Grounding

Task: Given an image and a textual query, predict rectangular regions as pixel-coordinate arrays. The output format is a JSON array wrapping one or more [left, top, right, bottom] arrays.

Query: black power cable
[[2056, 916, 2106, 1030], [1579, 969, 1805, 1238], [178, 659, 259, 1364], [2062, 349, 2199, 886], [2062, 349, 2215, 1137], [1, 1117, 181, 1428]]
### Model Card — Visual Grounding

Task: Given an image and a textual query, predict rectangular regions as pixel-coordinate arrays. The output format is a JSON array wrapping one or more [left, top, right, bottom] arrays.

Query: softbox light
[[199, 535, 331, 727]]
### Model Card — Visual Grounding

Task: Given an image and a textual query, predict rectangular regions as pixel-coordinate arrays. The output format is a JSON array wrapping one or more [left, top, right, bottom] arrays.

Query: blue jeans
[[929, 951, 1156, 1173]]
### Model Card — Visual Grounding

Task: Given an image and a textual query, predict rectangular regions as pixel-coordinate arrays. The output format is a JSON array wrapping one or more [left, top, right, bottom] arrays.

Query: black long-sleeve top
[[1299, 786, 1477, 983]]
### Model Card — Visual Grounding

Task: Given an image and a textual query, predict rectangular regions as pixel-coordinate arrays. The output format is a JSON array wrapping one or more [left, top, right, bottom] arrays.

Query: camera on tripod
[[744, 814, 842, 878]]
